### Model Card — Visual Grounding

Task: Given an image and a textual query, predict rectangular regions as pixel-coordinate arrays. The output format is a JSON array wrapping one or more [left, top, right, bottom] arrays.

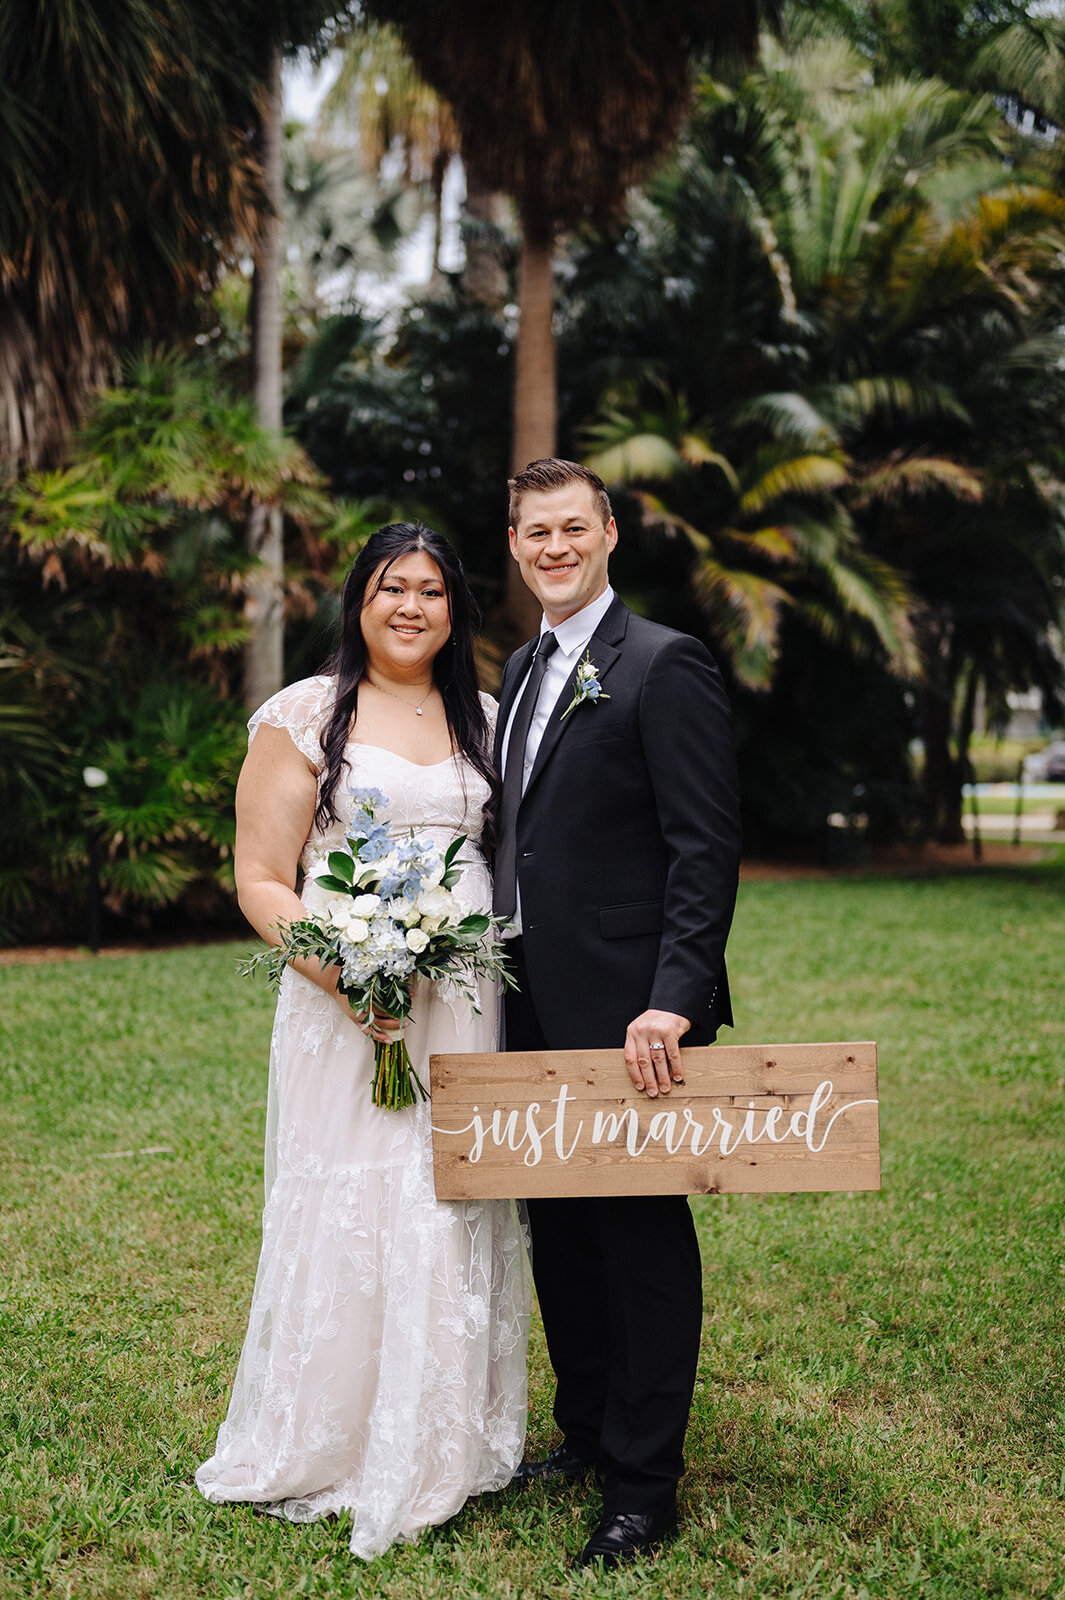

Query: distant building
[[1002, 689, 1045, 740]]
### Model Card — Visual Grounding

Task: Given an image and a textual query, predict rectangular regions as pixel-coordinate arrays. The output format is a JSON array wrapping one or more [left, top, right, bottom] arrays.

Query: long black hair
[[316, 522, 498, 839]]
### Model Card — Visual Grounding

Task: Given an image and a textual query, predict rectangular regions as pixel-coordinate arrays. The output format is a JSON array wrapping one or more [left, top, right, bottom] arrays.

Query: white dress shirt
[[500, 585, 615, 933]]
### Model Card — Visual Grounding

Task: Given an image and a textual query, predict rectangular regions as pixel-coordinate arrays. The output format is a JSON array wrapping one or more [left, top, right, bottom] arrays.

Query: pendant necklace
[[369, 678, 434, 716]]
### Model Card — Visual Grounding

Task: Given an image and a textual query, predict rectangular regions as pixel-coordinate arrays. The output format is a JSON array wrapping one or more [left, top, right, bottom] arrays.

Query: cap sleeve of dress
[[247, 675, 334, 769], [479, 690, 499, 737]]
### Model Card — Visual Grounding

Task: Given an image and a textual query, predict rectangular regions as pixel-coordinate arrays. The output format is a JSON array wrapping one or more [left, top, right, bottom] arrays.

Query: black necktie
[[493, 632, 558, 919]]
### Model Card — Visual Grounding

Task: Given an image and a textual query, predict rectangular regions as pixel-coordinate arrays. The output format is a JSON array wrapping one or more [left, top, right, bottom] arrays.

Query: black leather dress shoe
[[509, 1443, 596, 1488], [575, 1507, 678, 1568]]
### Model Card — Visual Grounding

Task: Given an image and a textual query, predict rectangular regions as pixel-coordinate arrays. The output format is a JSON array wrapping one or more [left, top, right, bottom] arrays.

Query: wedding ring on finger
[[650, 1041, 665, 1051]]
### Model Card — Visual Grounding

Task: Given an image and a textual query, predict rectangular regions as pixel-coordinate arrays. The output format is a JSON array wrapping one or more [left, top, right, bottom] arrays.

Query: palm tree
[[245, 43, 288, 711], [283, 128, 412, 322], [569, 28, 1065, 838], [0, 0, 264, 473], [362, 0, 778, 637], [787, 0, 1031, 85], [324, 22, 512, 312], [324, 23, 461, 291], [724, 43, 1065, 838], [0, 0, 361, 705], [583, 387, 926, 690]]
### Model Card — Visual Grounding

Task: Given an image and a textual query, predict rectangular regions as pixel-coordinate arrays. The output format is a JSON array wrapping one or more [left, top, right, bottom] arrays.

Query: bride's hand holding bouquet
[[242, 787, 513, 1108]]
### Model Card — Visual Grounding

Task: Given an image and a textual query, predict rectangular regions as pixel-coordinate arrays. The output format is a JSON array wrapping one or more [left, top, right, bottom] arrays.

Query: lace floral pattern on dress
[[196, 679, 527, 1560]]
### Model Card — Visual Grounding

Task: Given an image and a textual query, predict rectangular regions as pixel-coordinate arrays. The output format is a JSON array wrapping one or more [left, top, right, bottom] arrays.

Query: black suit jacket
[[495, 595, 742, 1049]]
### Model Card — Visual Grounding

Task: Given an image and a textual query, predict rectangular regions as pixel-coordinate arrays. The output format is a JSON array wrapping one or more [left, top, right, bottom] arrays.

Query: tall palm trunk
[[428, 149, 450, 292], [244, 46, 285, 711], [461, 161, 508, 314], [917, 619, 968, 845], [919, 685, 965, 843], [506, 217, 556, 641]]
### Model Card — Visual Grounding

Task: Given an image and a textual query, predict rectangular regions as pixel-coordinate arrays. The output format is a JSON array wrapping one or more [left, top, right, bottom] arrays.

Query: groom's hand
[[624, 1010, 690, 1098]]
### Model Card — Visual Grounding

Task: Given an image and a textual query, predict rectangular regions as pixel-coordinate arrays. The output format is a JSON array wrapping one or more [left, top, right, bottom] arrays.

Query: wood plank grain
[[430, 1041, 880, 1200]]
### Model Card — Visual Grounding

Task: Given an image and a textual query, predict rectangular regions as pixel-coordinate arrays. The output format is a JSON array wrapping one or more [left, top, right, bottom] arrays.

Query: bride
[[196, 523, 529, 1558]]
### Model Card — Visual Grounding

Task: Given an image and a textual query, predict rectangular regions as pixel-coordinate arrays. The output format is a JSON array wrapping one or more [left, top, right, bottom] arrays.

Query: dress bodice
[[248, 675, 495, 908], [309, 746, 490, 863]]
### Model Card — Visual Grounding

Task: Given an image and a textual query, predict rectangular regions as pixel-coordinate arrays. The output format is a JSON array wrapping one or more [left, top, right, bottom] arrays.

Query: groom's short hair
[[508, 458, 613, 530]]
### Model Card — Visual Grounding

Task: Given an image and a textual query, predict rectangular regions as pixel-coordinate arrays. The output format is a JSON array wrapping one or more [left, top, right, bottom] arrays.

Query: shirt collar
[[539, 586, 615, 659]]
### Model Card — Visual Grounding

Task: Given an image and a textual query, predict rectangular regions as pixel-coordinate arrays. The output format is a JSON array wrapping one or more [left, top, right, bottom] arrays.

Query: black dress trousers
[[505, 939, 704, 1516]]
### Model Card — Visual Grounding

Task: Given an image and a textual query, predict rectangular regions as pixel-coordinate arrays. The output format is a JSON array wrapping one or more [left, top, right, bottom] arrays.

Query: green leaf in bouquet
[[237, 943, 290, 990], [455, 914, 492, 938], [236, 947, 271, 979], [443, 835, 467, 871], [314, 873, 354, 894], [327, 850, 355, 883], [376, 974, 412, 1022]]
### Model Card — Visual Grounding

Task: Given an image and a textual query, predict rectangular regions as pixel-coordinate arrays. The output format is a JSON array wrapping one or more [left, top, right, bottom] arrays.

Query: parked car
[[1022, 740, 1065, 782]]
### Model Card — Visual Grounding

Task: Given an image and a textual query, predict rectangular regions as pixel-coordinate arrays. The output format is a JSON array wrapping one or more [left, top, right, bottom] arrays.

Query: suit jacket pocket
[[563, 715, 627, 745], [599, 901, 664, 940]]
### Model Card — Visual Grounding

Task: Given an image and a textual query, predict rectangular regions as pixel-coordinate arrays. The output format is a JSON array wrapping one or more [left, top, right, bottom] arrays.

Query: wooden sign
[[430, 1041, 879, 1200]]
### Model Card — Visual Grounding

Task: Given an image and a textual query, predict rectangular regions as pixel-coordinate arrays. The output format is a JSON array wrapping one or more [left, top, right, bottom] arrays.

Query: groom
[[494, 458, 742, 1568]]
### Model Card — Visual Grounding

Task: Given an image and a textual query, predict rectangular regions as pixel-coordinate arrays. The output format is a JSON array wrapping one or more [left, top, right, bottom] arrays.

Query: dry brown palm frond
[[363, 0, 778, 232]]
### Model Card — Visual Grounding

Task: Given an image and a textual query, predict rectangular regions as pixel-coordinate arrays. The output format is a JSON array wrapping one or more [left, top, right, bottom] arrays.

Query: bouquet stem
[[371, 1034, 428, 1109]]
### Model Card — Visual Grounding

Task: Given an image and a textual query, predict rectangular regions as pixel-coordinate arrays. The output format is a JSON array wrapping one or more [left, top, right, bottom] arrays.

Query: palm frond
[[585, 431, 688, 484], [972, 19, 1065, 128], [0, 0, 267, 468], [363, 0, 775, 232], [691, 560, 791, 691], [715, 525, 796, 563], [850, 454, 983, 510], [818, 377, 972, 432], [734, 392, 841, 450], [739, 452, 850, 514]]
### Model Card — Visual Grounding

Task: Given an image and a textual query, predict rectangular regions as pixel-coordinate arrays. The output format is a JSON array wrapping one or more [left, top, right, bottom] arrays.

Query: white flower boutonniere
[[560, 650, 610, 720]]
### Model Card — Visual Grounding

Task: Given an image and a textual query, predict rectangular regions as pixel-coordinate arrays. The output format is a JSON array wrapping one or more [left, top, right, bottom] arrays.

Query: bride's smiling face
[[360, 551, 452, 678]]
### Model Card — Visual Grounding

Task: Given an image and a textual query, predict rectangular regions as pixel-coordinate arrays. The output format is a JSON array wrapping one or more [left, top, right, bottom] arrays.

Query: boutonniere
[[560, 650, 610, 720]]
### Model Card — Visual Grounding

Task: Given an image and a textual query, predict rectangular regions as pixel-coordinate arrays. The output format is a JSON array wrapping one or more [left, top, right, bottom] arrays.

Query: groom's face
[[508, 483, 618, 626]]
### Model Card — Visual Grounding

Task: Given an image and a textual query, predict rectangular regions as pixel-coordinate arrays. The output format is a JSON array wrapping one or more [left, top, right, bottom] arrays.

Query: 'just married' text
[[430, 1042, 880, 1200]]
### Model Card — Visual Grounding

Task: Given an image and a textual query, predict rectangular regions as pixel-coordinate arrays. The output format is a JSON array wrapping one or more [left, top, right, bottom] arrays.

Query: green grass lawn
[[966, 794, 1065, 817], [959, 796, 1061, 819], [3, 861, 1064, 1599]]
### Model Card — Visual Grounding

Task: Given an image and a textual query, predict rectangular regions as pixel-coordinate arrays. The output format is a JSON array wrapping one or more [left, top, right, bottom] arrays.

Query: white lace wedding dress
[[196, 676, 529, 1559]]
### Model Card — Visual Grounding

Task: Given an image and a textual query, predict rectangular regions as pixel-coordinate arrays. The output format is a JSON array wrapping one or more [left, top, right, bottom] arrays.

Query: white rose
[[350, 893, 380, 917], [327, 902, 364, 936], [416, 885, 455, 921], [346, 918, 370, 944], [389, 896, 420, 926], [419, 913, 445, 934], [405, 927, 430, 954]]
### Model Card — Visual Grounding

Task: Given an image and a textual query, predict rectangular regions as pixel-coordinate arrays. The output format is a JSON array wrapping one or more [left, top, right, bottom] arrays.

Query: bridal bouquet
[[241, 787, 512, 1109]]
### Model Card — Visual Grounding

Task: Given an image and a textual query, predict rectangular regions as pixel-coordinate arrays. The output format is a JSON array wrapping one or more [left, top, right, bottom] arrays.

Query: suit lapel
[[522, 597, 629, 798]]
